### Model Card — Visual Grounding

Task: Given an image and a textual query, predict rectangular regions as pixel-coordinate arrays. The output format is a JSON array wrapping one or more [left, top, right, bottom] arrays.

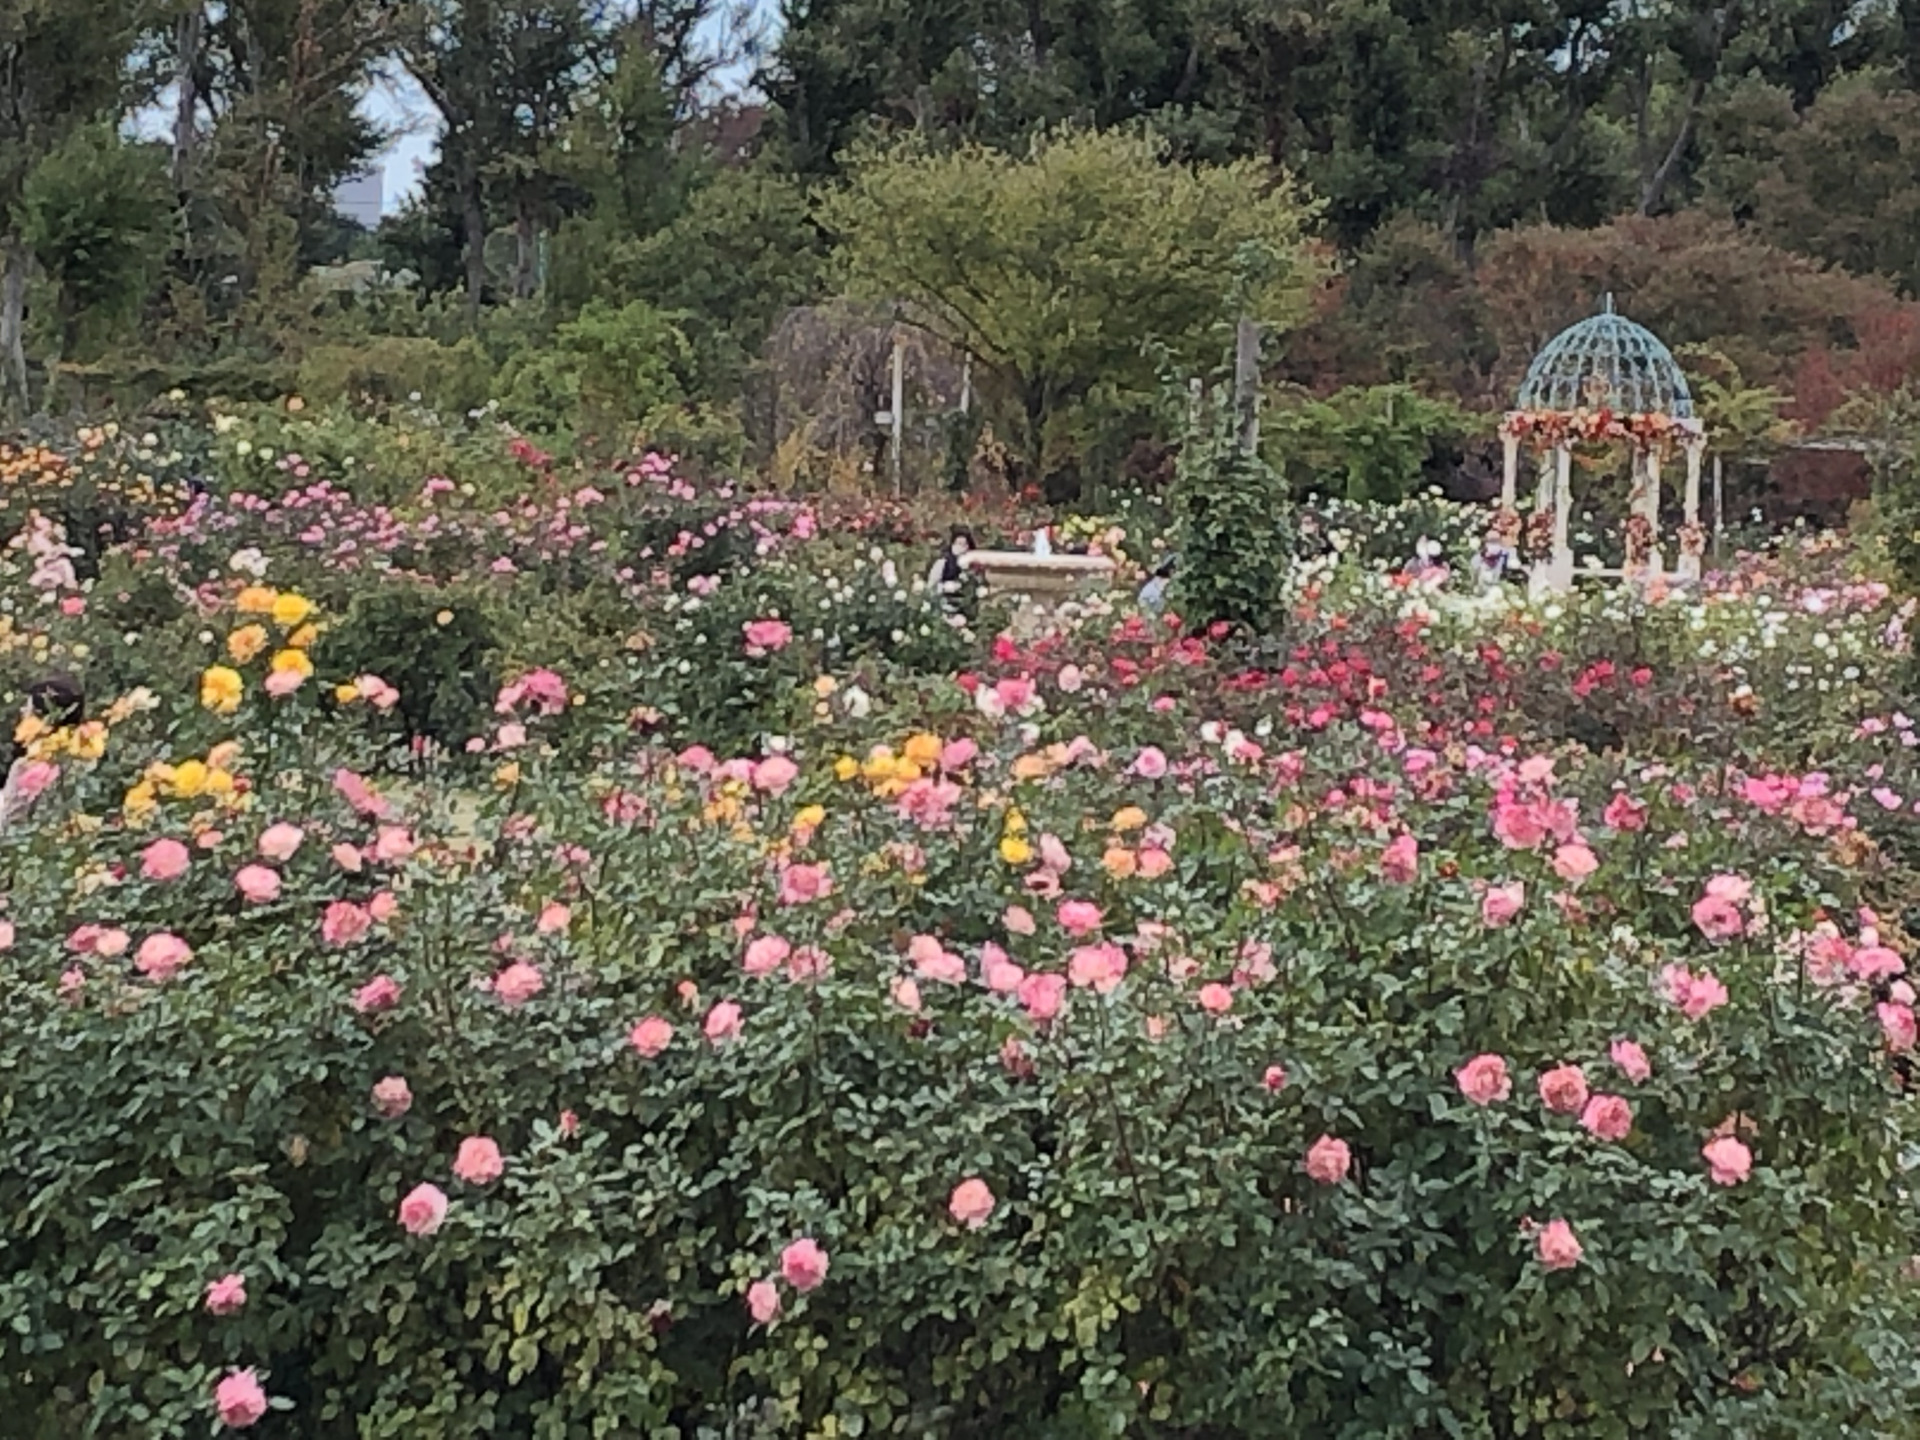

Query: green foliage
[[499, 299, 692, 440], [324, 585, 501, 747], [1266, 384, 1481, 504], [1170, 385, 1294, 631], [820, 128, 1319, 483]]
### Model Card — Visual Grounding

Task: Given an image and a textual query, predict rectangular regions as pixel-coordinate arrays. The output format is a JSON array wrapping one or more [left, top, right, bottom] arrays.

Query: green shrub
[[322, 585, 501, 747]]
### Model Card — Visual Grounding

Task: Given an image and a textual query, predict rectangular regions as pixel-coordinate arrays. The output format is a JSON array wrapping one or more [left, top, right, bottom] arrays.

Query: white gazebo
[[1495, 298, 1709, 597]]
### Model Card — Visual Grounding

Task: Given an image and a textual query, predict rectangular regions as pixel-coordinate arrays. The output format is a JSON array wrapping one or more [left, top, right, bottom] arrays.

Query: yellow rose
[[859, 747, 896, 782], [1102, 846, 1139, 879], [287, 623, 320, 650], [69, 722, 107, 761], [124, 781, 158, 817], [1003, 807, 1028, 835], [494, 761, 522, 788], [200, 666, 244, 714], [235, 586, 277, 615], [902, 733, 942, 768], [833, 756, 858, 782], [793, 804, 826, 833], [271, 593, 314, 628], [170, 759, 209, 798], [205, 768, 236, 797], [998, 835, 1033, 866], [334, 682, 360, 704], [227, 624, 269, 664], [271, 648, 314, 678], [1111, 806, 1149, 833], [13, 713, 46, 746]]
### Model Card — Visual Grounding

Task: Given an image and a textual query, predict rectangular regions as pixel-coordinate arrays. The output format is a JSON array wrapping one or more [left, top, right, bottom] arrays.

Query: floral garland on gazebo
[[1500, 408, 1704, 451]]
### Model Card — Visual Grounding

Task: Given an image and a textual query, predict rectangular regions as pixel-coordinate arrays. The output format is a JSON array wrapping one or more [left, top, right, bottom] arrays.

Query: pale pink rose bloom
[[751, 755, 799, 794], [949, 1177, 996, 1229], [742, 618, 793, 653], [1056, 900, 1103, 936], [495, 722, 528, 750], [322, 900, 373, 946], [0, 919, 12, 951], [352, 975, 401, 1014], [705, 999, 743, 1042], [1067, 943, 1128, 993], [58, 966, 85, 1001], [536, 902, 571, 935], [1691, 893, 1746, 941], [1197, 983, 1234, 1014], [95, 928, 130, 958], [258, 823, 304, 861], [1039, 833, 1073, 873], [453, 1136, 504, 1185], [629, 1016, 673, 1057], [493, 961, 544, 1007], [1705, 873, 1753, 905], [1001, 1035, 1035, 1077], [909, 935, 966, 984], [373, 826, 416, 862], [1602, 792, 1647, 831], [983, 950, 1026, 993], [1132, 746, 1169, 779], [939, 738, 977, 771], [787, 946, 831, 982], [747, 1279, 781, 1325], [1262, 1064, 1288, 1092], [1004, 904, 1036, 937], [1852, 945, 1906, 981], [889, 976, 923, 1013], [1380, 833, 1418, 883], [743, 934, 791, 976], [198, 829, 224, 850], [1454, 1053, 1512, 1106], [1579, 1094, 1634, 1142], [331, 843, 364, 873], [558, 1109, 579, 1138], [1481, 882, 1525, 927], [141, 838, 192, 881], [235, 865, 281, 903], [1136, 847, 1173, 879], [1305, 1135, 1352, 1185], [1536, 1219, 1583, 1271], [135, 932, 192, 982], [1610, 1039, 1652, 1084], [1018, 972, 1067, 1022], [398, 1182, 450, 1235], [777, 862, 831, 907], [204, 1273, 248, 1316], [371, 1076, 412, 1118], [1661, 964, 1729, 1019], [13, 760, 57, 799], [780, 1237, 829, 1291], [1537, 1064, 1589, 1116], [1702, 1135, 1753, 1186], [1879, 1001, 1917, 1053], [264, 668, 304, 697], [214, 1368, 270, 1428], [1491, 802, 1546, 850], [1551, 842, 1599, 883], [368, 890, 398, 923]]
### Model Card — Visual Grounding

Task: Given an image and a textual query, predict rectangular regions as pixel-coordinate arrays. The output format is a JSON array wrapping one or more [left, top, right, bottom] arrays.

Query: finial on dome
[[1603, 292, 1615, 315]]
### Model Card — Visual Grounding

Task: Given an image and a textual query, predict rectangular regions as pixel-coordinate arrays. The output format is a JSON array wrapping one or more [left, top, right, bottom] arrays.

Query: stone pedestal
[[961, 552, 1116, 606]]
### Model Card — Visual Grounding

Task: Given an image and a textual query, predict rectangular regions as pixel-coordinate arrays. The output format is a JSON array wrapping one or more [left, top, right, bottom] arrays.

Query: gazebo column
[[1678, 438, 1707, 582], [1643, 446, 1664, 578], [1533, 442, 1575, 597], [1500, 429, 1519, 510]]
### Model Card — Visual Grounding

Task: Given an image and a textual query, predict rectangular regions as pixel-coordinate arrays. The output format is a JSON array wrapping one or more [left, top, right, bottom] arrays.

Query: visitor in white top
[[1139, 554, 1177, 612]]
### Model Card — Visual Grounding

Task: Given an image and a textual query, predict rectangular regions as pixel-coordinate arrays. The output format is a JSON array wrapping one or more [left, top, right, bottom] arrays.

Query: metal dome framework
[[1494, 297, 1711, 598], [1516, 299, 1696, 420]]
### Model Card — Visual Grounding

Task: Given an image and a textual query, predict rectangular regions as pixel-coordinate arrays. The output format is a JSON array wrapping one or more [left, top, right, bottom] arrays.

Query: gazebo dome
[[1516, 297, 1694, 420]]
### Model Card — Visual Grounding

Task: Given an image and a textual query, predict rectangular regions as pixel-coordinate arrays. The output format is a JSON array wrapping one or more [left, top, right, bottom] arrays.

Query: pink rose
[[235, 865, 281, 903], [1491, 801, 1546, 850], [1056, 899, 1103, 936], [141, 838, 191, 881], [214, 1368, 270, 1428], [743, 618, 793, 654], [948, 1177, 996, 1229], [1602, 792, 1647, 831], [777, 862, 831, 907], [0, 919, 12, 951], [368, 890, 397, 923], [373, 826, 416, 862], [629, 1016, 673, 1057], [453, 1136, 504, 1185], [939, 738, 977, 771], [331, 843, 363, 873], [258, 823, 304, 861], [890, 976, 923, 1013], [205, 1272, 248, 1317], [1702, 1135, 1753, 1186], [751, 755, 799, 794], [705, 999, 743, 1043], [1131, 746, 1169, 779], [1551, 842, 1598, 883], [492, 961, 544, 1007], [1039, 834, 1073, 873], [1004, 904, 1036, 937], [321, 900, 373, 946], [982, 946, 1025, 993], [1197, 982, 1234, 1014], [747, 1279, 781, 1325], [1381, 833, 1419, 883], [1536, 1218, 1582, 1271], [788, 945, 831, 982], [135, 932, 192, 982], [1537, 1064, 1589, 1115], [1454, 1053, 1512, 1106], [743, 934, 791, 977], [1579, 1094, 1633, 1142], [1481, 882, 1525, 927], [1610, 1038, 1652, 1084], [1066, 943, 1128, 993], [1880, 1001, 1917, 1053], [1661, 964, 1730, 1020], [531, 902, 570, 936], [1853, 945, 1906, 981], [1305, 1135, 1351, 1185], [780, 1237, 829, 1291], [1137, 847, 1173, 879], [371, 1075, 412, 1118], [1262, 1064, 1288, 1092], [95, 927, 130, 958], [1691, 893, 1746, 941], [1018, 971, 1067, 1022], [398, 1181, 450, 1235], [264, 668, 304, 697], [1706, 873, 1753, 904], [352, 974, 402, 1014], [909, 934, 966, 984]]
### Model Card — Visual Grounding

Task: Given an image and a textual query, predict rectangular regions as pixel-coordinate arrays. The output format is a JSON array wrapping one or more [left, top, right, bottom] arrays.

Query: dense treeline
[[6, 0, 1920, 489]]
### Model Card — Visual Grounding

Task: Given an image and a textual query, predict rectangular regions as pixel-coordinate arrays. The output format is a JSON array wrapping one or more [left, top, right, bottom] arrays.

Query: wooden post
[[889, 331, 905, 498], [1233, 316, 1262, 454]]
